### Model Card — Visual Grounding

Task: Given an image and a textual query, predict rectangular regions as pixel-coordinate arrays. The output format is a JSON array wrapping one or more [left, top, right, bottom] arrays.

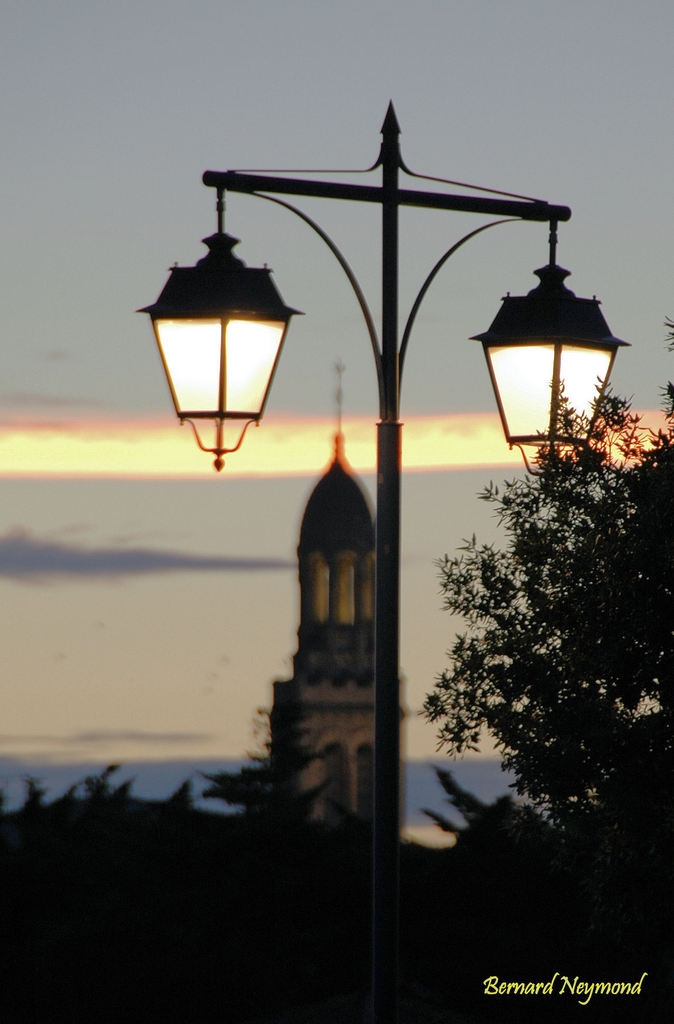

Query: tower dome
[[295, 431, 375, 679], [299, 433, 374, 557]]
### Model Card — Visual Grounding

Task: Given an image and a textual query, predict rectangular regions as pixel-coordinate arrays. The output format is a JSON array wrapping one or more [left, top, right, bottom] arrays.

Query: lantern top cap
[[138, 231, 301, 321], [472, 262, 629, 350], [196, 230, 245, 269]]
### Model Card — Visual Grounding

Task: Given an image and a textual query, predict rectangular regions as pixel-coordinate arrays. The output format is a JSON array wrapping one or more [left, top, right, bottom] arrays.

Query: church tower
[[272, 429, 375, 824]]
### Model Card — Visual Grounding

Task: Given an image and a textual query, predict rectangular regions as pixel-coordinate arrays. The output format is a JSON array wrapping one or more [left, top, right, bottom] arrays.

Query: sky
[[1, 1, 672, 816]]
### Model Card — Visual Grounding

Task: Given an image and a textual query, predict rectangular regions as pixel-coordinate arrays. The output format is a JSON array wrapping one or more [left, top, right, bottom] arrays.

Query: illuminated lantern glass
[[473, 264, 628, 446]]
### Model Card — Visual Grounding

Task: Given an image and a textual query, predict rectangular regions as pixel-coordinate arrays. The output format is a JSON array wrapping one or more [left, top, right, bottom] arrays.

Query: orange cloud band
[[0, 409, 664, 480]]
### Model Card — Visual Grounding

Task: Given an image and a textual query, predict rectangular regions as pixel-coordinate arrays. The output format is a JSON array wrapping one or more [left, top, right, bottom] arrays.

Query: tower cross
[[335, 360, 345, 436], [334, 361, 346, 461]]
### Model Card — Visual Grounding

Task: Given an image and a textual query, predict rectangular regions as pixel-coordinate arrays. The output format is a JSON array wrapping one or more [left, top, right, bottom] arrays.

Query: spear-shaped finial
[[381, 100, 400, 136], [378, 101, 402, 169]]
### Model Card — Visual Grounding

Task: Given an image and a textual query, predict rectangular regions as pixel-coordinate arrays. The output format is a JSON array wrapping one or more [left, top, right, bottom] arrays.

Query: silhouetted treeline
[[0, 767, 669, 1023]]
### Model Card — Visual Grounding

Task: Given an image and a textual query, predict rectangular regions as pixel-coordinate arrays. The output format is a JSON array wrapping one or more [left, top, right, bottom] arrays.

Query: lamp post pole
[[373, 109, 402, 1024], [147, 105, 606, 1024]]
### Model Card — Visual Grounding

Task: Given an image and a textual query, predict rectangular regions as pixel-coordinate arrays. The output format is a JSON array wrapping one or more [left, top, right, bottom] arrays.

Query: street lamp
[[474, 232, 628, 450], [139, 230, 298, 470], [140, 105, 625, 1024]]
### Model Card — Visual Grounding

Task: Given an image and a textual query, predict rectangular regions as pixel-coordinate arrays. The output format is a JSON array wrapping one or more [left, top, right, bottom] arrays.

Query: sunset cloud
[[0, 411, 524, 479], [2, 408, 667, 480], [0, 730, 215, 750], [0, 390, 105, 412], [0, 527, 293, 582]]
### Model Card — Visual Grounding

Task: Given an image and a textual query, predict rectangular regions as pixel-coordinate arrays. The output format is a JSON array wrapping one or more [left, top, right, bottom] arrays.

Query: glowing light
[[488, 343, 614, 441], [157, 319, 222, 413], [155, 317, 285, 417], [488, 345, 555, 440], [225, 320, 285, 413], [560, 346, 613, 420]]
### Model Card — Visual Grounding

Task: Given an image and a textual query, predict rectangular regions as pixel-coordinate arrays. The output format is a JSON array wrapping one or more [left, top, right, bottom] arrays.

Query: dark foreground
[[1, 773, 670, 1023]]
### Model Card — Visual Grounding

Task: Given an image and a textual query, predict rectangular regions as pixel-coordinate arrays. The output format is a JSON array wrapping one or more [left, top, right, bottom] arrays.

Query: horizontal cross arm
[[202, 170, 571, 222]]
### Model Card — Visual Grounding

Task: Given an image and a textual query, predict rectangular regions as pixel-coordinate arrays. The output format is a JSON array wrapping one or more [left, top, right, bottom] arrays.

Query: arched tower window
[[308, 552, 329, 623], [356, 743, 373, 820], [333, 552, 356, 625], [324, 742, 347, 818], [359, 551, 375, 623]]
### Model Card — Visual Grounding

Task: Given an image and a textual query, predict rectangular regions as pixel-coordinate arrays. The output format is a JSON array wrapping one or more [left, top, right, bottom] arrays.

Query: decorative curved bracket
[[512, 442, 542, 475], [399, 218, 517, 379], [182, 417, 255, 472], [244, 191, 385, 414]]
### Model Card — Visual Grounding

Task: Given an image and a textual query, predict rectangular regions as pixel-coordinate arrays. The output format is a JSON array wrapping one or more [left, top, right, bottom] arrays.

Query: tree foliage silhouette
[[425, 371, 674, 954], [201, 702, 323, 826]]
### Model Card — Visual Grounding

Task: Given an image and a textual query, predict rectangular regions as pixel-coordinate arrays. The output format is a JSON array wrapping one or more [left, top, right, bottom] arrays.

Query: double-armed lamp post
[[140, 105, 626, 1024]]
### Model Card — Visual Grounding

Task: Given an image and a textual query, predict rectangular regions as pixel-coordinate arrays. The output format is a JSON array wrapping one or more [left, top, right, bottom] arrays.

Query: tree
[[424, 380, 674, 961], [201, 703, 323, 826], [422, 765, 517, 840]]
